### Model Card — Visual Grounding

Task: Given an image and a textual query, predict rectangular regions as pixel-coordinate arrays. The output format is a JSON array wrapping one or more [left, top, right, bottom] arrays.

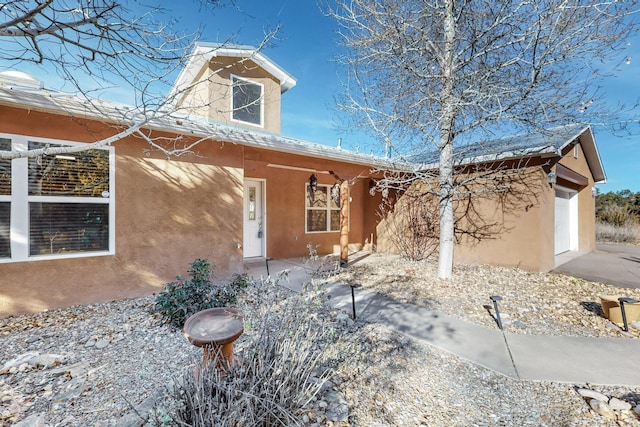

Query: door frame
[[243, 178, 266, 258], [554, 185, 578, 255]]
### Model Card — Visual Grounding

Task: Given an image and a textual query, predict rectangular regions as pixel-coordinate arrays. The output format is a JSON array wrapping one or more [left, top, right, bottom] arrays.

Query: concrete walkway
[[245, 257, 640, 387]]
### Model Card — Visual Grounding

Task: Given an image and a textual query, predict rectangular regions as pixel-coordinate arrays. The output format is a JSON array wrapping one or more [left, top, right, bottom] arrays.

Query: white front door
[[554, 187, 578, 255], [243, 179, 264, 258]]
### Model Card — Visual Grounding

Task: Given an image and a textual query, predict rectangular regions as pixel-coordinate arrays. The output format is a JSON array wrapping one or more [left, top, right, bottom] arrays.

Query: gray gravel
[[2, 262, 640, 426]]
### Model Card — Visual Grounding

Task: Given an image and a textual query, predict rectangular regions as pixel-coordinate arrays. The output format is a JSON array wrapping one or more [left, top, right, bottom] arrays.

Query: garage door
[[554, 189, 576, 255]]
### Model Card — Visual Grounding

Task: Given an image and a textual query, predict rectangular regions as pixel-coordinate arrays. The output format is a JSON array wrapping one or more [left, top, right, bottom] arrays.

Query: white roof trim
[[168, 42, 297, 107], [0, 86, 399, 170], [415, 125, 606, 184], [573, 126, 607, 184]]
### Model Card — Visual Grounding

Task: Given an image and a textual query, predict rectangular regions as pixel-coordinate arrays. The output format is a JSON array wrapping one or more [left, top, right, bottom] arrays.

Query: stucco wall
[[376, 145, 598, 273], [451, 166, 557, 272], [177, 57, 282, 134], [557, 143, 596, 252], [375, 164, 559, 272], [0, 107, 244, 317], [243, 147, 376, 259], [0, 105, 382, 317]]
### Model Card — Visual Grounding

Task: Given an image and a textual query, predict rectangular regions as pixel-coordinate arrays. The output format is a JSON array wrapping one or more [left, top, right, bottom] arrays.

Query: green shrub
[[153, 259, 250, 328]]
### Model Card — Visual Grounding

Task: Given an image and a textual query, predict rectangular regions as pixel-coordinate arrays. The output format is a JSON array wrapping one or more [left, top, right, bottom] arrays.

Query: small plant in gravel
[[153, 259, 250, 328], [303, 242, 341, 283]]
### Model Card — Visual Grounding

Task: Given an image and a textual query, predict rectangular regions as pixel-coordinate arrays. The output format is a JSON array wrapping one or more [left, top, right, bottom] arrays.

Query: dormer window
[[231, 75, 263, 126]]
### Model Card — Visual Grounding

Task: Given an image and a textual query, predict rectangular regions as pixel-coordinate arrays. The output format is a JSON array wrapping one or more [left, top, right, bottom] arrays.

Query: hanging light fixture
[[331, 183, 341, 207], [308, 174, 317, 203]]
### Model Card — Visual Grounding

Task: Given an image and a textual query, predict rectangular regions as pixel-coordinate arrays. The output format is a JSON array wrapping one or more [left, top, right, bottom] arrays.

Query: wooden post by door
[[339, 180, 349, 268]]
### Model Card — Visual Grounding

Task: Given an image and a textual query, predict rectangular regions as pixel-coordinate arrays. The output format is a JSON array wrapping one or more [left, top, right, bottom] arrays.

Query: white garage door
[[554, 188, 577, 255]]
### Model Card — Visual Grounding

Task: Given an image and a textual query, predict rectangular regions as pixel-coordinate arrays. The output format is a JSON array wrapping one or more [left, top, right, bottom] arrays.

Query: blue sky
[[2, 0, 638, 192]]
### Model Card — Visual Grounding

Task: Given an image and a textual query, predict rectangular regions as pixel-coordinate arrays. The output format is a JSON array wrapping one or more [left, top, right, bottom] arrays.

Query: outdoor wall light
[[591, 187, 598, 198], [618, 297, 638, 332], [308, 174, 318, 203], [369, 179, 376, 196], [489, 295, 504, 330], [547, 172, 557, 184]]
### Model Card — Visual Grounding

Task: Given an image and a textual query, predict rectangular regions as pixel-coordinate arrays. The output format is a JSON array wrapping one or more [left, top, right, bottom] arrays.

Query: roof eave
[[0, 87, 395, 170], [168, 43, 297, 105], [575, 126, 606, 184]]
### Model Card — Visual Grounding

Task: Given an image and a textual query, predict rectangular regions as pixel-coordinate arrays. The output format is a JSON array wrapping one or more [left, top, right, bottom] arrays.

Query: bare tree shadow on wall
[[374, 156, 546, 258]]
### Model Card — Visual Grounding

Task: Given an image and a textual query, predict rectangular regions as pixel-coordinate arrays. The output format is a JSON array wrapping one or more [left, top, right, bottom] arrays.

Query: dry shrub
[[377, 191, 439, 261], [596, 221, 640, 244], [163, 280, 346, 426], [598, 205, 637, 227]]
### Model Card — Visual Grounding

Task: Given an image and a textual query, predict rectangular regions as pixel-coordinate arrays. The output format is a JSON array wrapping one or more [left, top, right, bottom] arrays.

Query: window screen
[[232, 76, 262, 126], [28, 141, 110, 256], [0, 138, 10, 258]]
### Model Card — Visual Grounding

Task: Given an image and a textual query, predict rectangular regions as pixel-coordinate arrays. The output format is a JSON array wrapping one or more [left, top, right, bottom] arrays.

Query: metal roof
[[0, 84, 397, 169], [412, 124, 606, 183], [0, 82, 606, 183]]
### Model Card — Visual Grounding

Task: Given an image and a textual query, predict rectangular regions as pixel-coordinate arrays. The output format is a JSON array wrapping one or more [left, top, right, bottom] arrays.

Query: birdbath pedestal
[[183, 307, 244, 370]]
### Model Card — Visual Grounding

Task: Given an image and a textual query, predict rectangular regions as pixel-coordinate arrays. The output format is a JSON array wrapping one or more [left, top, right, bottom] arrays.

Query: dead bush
[[377, 192, 439, 261], [596, 221, 640, 244], [598, 205, 637, 228], [160, 281, 347, 426]]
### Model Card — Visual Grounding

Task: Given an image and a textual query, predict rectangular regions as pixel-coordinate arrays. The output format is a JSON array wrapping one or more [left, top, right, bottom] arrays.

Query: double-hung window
[[0, 139, 10, 258], [0, 133, 114, 262], [306, 184, 341, 233], [231, 75, 263, 126]]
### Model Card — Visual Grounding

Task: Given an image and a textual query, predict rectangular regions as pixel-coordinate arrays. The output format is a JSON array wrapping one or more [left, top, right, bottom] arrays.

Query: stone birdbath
[[183, 307, 244, 370]]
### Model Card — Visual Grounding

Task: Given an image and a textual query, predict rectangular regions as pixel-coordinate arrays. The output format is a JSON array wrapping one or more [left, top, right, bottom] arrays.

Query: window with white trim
[[306, 184, 340, 233], [0, 138, 10, 258], [0, 133, 114, 262], [231, 75, 263, 126]]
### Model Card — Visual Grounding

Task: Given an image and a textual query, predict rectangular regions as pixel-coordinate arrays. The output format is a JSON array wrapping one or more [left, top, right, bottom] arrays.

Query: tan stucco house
[[432, 124, 604, 272], [0, 43, 606, 317]]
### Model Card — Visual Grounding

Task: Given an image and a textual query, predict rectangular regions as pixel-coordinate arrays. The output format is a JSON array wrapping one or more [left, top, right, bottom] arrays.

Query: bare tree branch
[[330, 0, 639, 278], [0, 1, 281, 160]]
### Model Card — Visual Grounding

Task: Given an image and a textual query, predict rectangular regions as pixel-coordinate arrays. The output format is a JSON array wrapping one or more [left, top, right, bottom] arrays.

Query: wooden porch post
[[339, 180, 349, 268]]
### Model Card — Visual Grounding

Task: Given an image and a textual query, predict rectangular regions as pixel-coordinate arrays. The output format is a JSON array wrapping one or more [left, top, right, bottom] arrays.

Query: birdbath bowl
[[183, 307, 244, 370]]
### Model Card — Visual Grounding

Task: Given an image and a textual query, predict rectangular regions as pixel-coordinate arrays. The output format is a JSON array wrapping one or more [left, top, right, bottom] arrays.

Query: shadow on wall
[[1, 141, 245, 318], [115, 150, 245, 286], [375, 160, 546, 262]]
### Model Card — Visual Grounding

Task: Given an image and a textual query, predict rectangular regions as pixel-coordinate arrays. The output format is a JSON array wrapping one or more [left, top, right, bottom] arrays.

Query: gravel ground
[[336, 254, 640, 339], [2, 254, 640, 426]]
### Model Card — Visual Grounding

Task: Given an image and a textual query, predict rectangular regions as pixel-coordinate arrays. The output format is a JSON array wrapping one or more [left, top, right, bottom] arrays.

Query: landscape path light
[[489, 295, 504, 330], [618, 297, 638, 332], [350, 283, 362, 319]]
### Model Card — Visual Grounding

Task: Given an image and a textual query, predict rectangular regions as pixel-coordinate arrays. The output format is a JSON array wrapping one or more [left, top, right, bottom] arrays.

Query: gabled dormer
[[169, 42, 297, 134]]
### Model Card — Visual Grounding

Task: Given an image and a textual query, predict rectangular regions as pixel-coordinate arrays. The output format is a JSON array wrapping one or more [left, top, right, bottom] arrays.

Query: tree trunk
[[437, 0, 456, 280], [438, 143, 455, 279]]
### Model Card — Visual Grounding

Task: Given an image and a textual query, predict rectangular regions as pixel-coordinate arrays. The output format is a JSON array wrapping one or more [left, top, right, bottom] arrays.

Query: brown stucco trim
[[556, 163, 589, 187]]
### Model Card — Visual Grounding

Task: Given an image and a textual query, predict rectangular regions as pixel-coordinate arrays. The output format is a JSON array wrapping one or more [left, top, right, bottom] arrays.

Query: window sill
[[0, 250, 114, 263]]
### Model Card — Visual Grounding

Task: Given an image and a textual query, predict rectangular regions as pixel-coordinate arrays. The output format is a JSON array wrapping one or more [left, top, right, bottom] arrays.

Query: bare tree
[[0, 0, 277, 160], [330, 0, 639, 278]]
